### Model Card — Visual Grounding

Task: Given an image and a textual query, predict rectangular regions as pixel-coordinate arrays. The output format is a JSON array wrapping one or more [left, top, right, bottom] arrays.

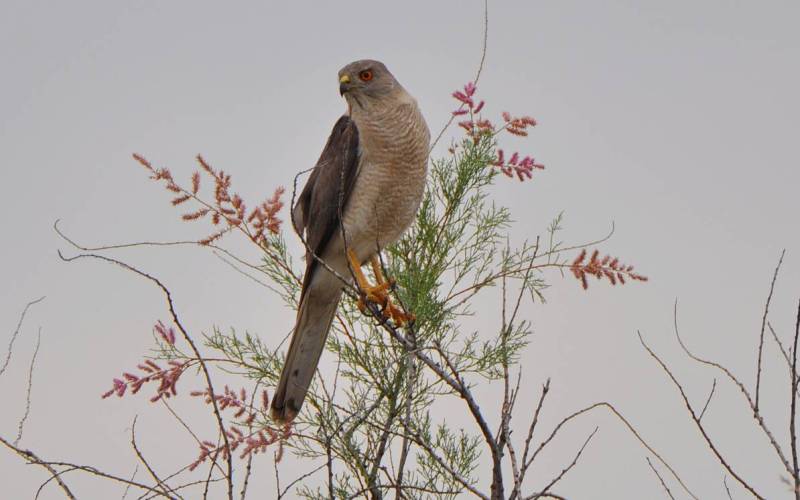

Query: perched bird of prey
[[271, 60, 430, 423]]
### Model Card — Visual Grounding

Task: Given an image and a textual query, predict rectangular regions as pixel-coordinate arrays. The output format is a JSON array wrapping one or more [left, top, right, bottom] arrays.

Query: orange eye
[[359, 70, 373, 82]]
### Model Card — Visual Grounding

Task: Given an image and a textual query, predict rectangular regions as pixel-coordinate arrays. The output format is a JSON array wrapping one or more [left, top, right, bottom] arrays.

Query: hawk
[[271, 60, 430, 423]]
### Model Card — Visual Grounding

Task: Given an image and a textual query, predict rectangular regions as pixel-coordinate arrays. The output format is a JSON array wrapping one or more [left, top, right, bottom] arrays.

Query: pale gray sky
[[2, 1, 799, 498]]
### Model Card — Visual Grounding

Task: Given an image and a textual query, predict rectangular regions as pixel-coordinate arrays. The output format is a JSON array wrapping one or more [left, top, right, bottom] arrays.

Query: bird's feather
[[292, 115, 360, 302], [272, 115, 360, 422]]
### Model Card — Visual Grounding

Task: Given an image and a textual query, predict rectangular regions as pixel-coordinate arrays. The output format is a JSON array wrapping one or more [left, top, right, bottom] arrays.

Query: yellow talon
[[347, 250, 412, 326]]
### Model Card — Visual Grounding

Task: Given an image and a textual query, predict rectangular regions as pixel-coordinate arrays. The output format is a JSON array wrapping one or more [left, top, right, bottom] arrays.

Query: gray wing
[[271, 115, 359, 423], [293, 114, 360, 301]]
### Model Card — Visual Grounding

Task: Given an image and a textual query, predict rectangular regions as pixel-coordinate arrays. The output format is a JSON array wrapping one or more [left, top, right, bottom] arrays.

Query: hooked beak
[[339, 74, 351, 96]]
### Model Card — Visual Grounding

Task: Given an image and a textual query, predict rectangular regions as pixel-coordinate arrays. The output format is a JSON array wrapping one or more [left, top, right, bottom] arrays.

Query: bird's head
[[338, 59, 401, 108]]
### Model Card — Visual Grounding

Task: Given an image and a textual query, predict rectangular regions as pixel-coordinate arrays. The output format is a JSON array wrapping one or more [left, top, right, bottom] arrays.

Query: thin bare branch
[[429, 0, 489, 153], [34, 466, 80, 500], [1, 296, 45, 378], [512, 379, 550, 500], [769, 323, 794, 373], [277, 462, 327, 499], [122, 465, 140, 500], [0, 436, 76, 499], [54, 219, 198, 250], [699, 378, 717, 422], [158, 400, 226, 481], [131, 416, 176, 499], [527, 427, 597, 500], [790, 299, 800, 500], [646, 456, 676, 500], [724, 475, 734, 500], [756, 249, 785, 411], [213, 250, 272, 290], [14, 327, 41, 446]]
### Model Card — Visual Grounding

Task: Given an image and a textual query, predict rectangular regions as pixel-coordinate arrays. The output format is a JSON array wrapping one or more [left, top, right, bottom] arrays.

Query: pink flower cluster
[[189, 426, 291, 471], [452, 82, 485, 115], [101, 320, 186, 401], [188, 385, 292, 470], [491, 149, 544, 181], [191, 385, 258, 422], [132, 153, 285, 247], [101, 358, 188, 402], [450, 82, 545, 182], [570, 249, 649, 290], [154, 320, 176, 345]]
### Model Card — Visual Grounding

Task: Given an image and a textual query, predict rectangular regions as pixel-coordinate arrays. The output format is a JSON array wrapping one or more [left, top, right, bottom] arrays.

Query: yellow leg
[[348, 250, 391, 309], [348, 249, 371, 293], [370, 256, 386, 286], [360, 253, 414, 327]]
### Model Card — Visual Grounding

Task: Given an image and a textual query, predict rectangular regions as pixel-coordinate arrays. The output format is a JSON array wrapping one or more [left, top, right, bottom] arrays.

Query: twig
[[512, 379, 550, 500], [14, 327, 41, 446], [131, 416, 176, 499], [202, 433, 222, 500], [276, 463, 327, 499], [158, 399, 227, 482], [0, 436, 75, 500], [527, 427, 597, 500], [54, 219, 197, 250], [1, 296, 45, 378], [646, 456, 676, 500], [429, 0, 488, 154], [34, 466, 79, 500], [213, 250, 272, 290], [756, 249, 785, 411], [699, 378, 717, 422], [122, 465, 140, 499], [723, 475, 734, 499], [790, 299, 800, 500], [769, 323, 794, 374]]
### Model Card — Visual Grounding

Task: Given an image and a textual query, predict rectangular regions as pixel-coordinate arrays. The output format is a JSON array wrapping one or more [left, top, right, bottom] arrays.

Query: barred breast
[[343, 100, 430, 262]]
